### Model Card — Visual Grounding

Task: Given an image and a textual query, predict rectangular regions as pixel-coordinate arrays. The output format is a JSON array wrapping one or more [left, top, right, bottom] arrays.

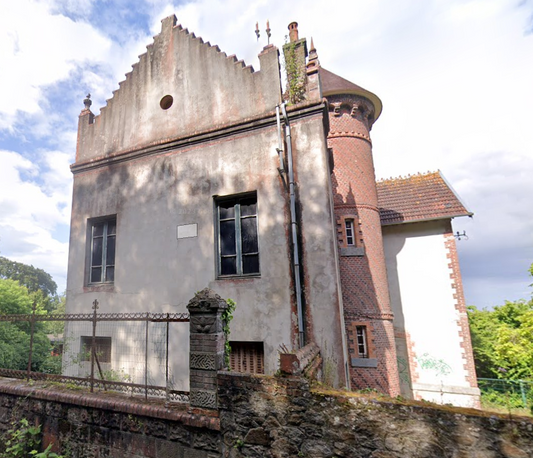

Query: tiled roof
[[376, 171, 472, 226], [319, 67, 383, 120]]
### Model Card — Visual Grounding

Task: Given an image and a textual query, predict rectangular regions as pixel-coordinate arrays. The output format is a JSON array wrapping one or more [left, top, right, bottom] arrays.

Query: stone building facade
[[65, 16, 479, 406]]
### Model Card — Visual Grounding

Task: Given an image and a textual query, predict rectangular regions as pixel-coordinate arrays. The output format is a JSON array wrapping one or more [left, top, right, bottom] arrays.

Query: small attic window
[[160, 95, 173, 110]]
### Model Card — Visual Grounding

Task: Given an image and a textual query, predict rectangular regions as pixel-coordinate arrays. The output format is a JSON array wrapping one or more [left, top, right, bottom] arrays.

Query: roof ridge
[[376, 170, 439, 183]]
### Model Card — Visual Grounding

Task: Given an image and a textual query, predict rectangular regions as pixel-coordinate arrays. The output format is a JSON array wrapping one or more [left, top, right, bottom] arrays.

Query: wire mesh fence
[[0, 300, 190, 404], [478, 378, 533, 414]]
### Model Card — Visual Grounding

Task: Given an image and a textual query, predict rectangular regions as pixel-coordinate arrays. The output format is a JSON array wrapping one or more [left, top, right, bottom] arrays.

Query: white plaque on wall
[[177, 223, 198, 239]]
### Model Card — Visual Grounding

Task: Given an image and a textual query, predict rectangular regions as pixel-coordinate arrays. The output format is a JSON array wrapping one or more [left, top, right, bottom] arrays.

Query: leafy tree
[[468, 263, 533, 380], [0, 256, 58, 312], [0, 279, 51, 371]]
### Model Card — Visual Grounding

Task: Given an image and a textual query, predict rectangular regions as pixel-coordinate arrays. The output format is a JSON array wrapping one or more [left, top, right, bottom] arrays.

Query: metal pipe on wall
[[280, 103, 305, 349]]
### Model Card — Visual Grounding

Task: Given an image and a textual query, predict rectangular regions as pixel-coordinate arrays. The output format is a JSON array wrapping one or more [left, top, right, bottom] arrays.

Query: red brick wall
[[327, 94, 400, 396], [443, 223, 478, 390]]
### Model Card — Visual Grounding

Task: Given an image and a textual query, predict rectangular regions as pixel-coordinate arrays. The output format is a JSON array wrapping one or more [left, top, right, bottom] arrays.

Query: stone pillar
[[187, 288, 228, 410]]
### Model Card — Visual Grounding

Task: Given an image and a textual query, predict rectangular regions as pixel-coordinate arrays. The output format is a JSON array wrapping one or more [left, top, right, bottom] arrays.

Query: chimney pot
[[288, 21, 299, 42]]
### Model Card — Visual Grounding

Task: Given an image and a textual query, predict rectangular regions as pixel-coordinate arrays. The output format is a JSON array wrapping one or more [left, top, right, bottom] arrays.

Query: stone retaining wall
[[218, 372, 533, 458], [0, 379, 220, 458]]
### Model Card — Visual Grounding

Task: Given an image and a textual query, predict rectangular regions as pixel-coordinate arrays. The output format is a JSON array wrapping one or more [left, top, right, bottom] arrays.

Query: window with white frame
[[345, 219, 355, 246], [355, 325, 369, 358], [89, 218, 116, 284], [216, 194, 259, 276]]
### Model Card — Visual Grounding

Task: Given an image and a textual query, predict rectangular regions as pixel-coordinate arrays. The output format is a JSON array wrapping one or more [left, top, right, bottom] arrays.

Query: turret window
[[345, 219, 355, 246], [355, 326, 369, 358]]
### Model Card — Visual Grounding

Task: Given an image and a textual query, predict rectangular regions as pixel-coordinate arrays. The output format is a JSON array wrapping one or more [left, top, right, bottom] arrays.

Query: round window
[[160, 95, 173, 110]]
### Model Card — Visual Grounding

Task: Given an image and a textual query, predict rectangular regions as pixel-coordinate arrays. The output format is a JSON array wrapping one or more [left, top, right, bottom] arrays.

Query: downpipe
[[280, 103, 305, 349]]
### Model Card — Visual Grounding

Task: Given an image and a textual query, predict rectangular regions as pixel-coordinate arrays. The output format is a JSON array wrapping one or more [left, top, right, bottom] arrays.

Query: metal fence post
[[187, 288, 227, 410], [26, 301, 37, 381], [520, 380, 527, 409], [145, 312, 149, 400], [90, 299, 99, 393], [165, 313, 170, 402]]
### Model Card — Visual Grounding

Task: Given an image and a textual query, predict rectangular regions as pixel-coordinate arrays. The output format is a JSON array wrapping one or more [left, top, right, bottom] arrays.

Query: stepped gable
[[319, 67, 382, 120], [376, 171, 473, 225], [76, 15, 282, 164]]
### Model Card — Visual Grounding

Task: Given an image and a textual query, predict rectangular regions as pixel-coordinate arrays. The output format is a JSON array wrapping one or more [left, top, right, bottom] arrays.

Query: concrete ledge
[[351, 358, 378, 368], [0, 378, 220, 431], [412, 382, 481, 396], [340, 246, 365, 257]]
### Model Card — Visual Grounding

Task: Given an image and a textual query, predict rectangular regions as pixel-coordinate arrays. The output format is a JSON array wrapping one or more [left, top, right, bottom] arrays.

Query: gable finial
[[266, 20, 271, 45]]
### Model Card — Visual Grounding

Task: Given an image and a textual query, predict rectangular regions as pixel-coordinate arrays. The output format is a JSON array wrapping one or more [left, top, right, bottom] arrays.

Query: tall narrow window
[[90, 218, 116, 283], [345, 219, 355, 246], [217, 194, 259, 276], [355, 326, 369, 358]]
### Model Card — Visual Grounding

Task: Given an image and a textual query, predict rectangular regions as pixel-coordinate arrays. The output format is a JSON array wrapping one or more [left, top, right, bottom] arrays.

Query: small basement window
[[230, 341, 264, 374]]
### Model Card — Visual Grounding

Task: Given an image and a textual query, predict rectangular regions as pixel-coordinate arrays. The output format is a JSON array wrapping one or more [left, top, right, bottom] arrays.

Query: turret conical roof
[[319, 67, 382, 120]]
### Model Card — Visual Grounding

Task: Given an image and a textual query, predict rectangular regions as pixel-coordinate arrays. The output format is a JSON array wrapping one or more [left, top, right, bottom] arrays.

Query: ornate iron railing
[[0, 302, 190, 404]]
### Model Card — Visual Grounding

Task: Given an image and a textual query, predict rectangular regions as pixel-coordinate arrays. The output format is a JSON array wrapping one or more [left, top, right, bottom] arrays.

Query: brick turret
[[320, 67, 400, 396]]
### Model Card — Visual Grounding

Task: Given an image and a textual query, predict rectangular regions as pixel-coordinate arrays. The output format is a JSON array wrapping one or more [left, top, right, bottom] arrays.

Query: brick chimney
[[288, 21, 299, 42], [283, 21, 308, 104]]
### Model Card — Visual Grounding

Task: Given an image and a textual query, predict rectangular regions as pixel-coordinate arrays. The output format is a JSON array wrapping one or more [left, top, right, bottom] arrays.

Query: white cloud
[[0, 0, 111, 131], [0, 150, 70, 290]]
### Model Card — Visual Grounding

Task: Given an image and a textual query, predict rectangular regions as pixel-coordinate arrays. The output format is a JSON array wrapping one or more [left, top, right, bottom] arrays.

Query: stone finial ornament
[[187, 288, 228, 313], [83, 93, 92, 110]]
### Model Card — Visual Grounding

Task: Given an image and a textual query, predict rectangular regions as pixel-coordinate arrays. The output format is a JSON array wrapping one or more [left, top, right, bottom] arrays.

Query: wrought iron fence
[[478, 378, 533, 413], [0, 300, 190, 403]]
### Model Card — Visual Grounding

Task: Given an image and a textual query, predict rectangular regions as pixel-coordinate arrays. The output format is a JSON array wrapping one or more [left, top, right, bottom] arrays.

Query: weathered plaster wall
[[383, 220, 480, 407], [76, 15, 282, 163], [66, 105, 346, 385]]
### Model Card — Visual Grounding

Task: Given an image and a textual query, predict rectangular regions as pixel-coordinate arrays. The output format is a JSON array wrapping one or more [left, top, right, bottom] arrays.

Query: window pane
[[240, 198, 257, 216], [106, 235, 116, 264], [220, 220, 236, 255], [219, 202, 235, 219], [92, 238, 103, 266], [93, 223, 104, 237], [241, 217, 258, 253], [107, 220, 116, 235], [91, 267, 102, 283], [105, 266, 114, 282], [221, 257, 237, 275], [243, 254, 259, 274]]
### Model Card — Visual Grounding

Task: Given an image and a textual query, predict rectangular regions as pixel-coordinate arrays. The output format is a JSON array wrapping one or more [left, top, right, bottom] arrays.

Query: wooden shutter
[[230, 341, 264, 374]]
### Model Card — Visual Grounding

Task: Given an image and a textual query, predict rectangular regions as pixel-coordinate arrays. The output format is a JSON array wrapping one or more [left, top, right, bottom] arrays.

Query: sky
[[0, 0, 532, 309]]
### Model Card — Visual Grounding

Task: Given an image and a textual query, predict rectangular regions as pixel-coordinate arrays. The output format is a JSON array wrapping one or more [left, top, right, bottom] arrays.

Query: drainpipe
[[275, 106, 285, 175], [280, 103, 305, 349]]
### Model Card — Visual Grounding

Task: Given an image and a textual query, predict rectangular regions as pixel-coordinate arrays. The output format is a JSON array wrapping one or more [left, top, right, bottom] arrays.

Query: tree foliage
[[0, 279, 52, 371], [0, 256, 58, 312], [468, 264, 533, 380]]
